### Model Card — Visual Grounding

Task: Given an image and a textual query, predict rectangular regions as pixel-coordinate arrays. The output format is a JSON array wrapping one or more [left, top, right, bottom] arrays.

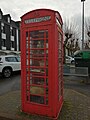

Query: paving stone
[[0, 88, 90, 120]]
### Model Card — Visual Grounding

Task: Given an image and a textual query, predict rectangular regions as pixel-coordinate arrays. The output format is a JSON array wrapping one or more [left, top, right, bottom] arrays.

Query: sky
[[0, 0, 90, 43], [0, 0, 90, 21]]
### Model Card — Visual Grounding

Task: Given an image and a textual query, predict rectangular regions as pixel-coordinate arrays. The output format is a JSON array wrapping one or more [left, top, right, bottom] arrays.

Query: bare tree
[[63, 18, 80, 61], [85, 42, 90, 49], [85, 18, 90, 37], [74, 39, 80, 51], [70, 39, 75, 55], [85, 18, 90, 49]]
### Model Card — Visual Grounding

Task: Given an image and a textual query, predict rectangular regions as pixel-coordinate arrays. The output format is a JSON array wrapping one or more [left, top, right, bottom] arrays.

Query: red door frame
[[21, 25, 57, 116]]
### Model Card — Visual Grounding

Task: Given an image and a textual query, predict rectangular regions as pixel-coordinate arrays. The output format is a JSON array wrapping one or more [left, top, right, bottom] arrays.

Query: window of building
[[2, 39, 6, 47], [11, 41, 14, 48], [10, 26, 14, 36], [8, 17, 10, 23], [1, 23, 5, 33], [0, 13, 2, 19]]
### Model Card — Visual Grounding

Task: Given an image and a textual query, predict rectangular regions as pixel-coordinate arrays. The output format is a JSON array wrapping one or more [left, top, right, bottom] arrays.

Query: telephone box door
[[21, 25, 53, 115]]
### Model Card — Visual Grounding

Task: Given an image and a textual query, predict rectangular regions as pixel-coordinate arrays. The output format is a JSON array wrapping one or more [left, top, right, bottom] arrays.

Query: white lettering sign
[[25, 16, 51, 24]]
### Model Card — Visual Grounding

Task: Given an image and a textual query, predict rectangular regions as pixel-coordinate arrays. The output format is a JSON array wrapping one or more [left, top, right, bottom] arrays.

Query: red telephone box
[[21, 9, 63, 119]]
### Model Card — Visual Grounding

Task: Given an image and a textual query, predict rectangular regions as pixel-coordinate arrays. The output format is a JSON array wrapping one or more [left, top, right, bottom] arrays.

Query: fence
[[63, 65, 89, 83]]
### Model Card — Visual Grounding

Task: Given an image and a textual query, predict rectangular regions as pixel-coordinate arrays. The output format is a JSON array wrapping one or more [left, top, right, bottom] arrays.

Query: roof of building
[[0, 8, 20, 29]]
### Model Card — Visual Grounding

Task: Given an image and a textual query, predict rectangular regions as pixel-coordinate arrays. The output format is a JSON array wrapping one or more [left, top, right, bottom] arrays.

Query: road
[[0, 72, 21, 96], [64, 76, 90, 97]]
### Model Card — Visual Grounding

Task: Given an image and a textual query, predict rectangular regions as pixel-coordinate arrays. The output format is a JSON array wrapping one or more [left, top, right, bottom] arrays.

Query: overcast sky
[[0, 0, 90, 21]]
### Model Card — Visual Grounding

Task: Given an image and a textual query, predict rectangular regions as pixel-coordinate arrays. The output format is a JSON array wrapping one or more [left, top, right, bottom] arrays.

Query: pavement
[[0, 77, 90, 120]]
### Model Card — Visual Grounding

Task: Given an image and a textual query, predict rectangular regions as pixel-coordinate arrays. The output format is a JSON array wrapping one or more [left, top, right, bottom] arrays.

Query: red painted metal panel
[[21, 9, 63, 119]]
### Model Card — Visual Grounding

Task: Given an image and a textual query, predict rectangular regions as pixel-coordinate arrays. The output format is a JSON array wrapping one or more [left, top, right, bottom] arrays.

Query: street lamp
[[81, 0, 86, 49]]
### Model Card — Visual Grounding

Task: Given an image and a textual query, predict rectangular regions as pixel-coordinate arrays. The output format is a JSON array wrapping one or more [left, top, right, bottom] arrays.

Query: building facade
[[0, 9, 20, 54]]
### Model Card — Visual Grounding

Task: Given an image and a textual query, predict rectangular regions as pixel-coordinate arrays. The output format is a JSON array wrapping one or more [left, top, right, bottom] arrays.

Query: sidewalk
[[0, 88, 90, 120], [0, 91, 20, 120]]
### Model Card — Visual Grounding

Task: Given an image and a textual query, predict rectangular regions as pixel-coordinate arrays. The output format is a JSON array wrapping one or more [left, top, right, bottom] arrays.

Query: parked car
[[0, 55, 21, 78], [65, 55, 75, 64]]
